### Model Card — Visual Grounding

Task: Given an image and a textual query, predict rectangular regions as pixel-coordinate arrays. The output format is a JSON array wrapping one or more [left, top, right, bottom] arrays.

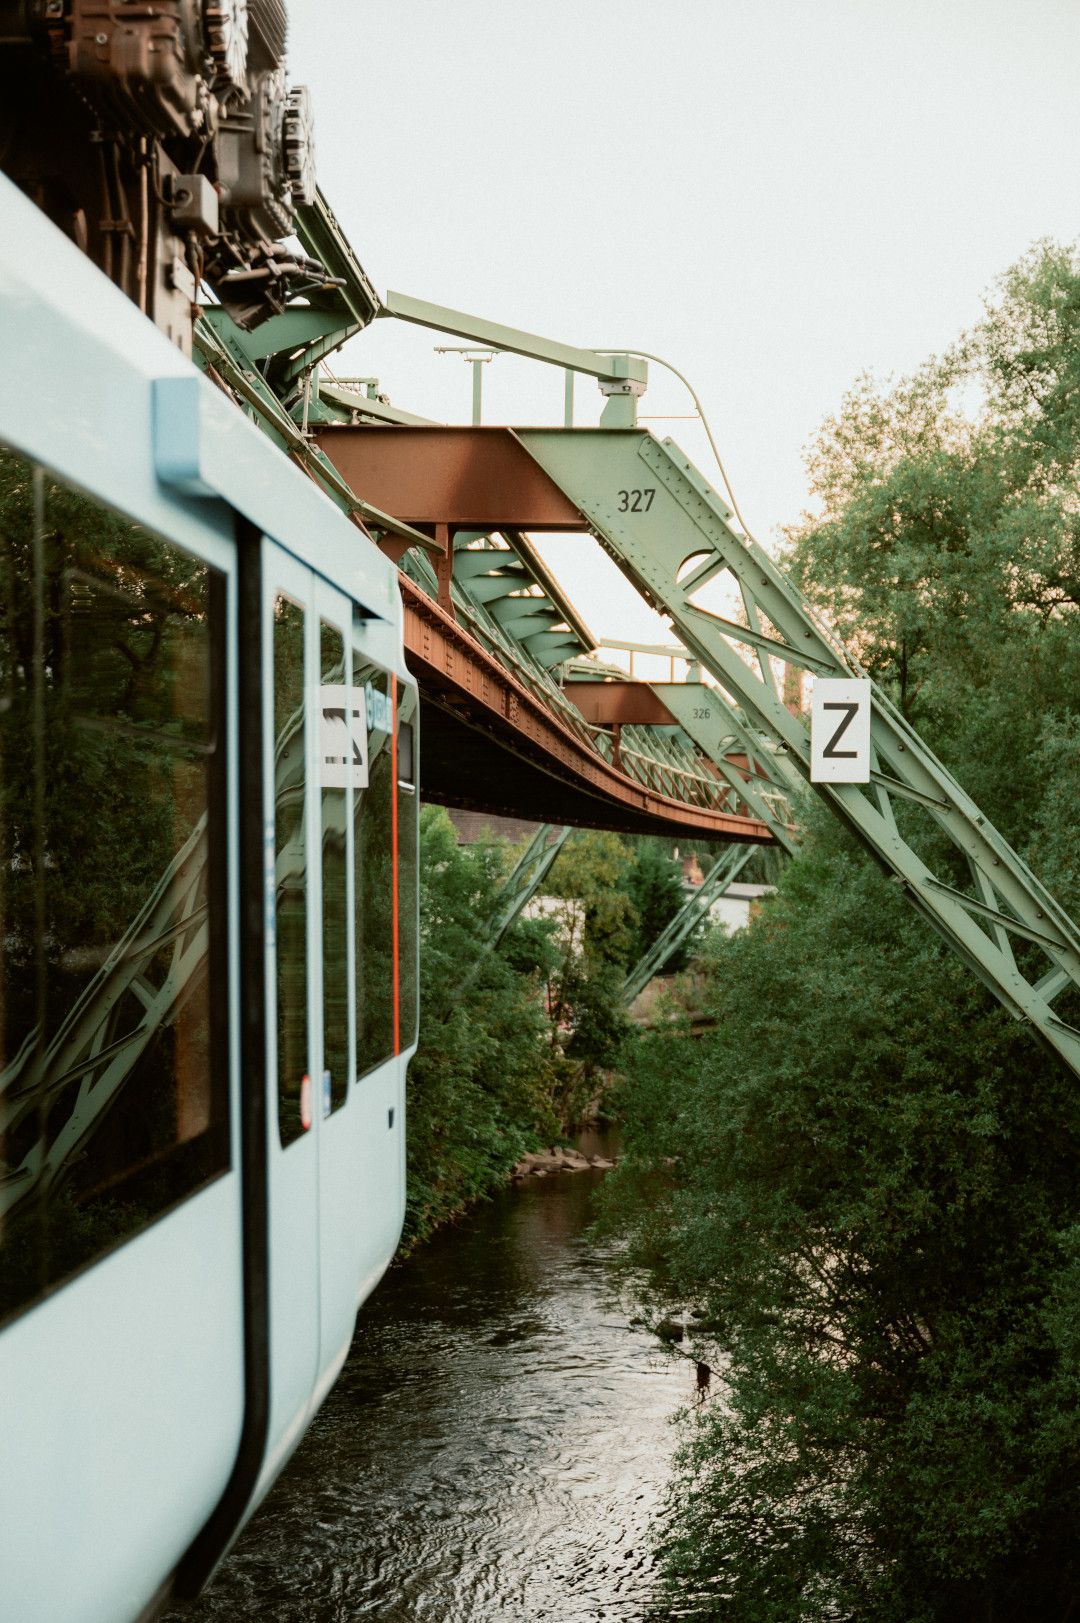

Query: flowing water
[[178, 1135, 693, 1621]]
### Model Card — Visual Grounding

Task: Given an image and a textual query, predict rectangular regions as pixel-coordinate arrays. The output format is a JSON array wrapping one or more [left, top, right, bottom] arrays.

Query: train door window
[[397, 685, 419, 1048], [353, 661, 393, 1078], [0, 447, 229, 1325], [273, 593, 308, 1146], [319, 620, 349, 1114]]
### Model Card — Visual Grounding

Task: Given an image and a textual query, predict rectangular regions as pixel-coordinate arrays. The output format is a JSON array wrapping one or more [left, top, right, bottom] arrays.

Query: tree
[[547, 829, 639, 967], [540, 830, 637, 1082], [618, 842, 688, 969], [404, 807, 559, 1244], [599, 242, 1080, 1621]]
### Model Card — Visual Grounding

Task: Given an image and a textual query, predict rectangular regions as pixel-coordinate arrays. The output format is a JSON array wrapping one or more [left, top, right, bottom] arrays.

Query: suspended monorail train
[[0, 15, 419, 1616]]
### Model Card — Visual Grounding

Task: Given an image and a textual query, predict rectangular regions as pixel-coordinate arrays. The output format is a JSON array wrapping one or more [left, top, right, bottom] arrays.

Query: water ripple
[[170, 1153, 690, 1622]]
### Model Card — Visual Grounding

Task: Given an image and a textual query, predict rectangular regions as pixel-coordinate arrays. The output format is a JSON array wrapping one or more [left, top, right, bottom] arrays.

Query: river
[[176, 1135, 693, 1621]]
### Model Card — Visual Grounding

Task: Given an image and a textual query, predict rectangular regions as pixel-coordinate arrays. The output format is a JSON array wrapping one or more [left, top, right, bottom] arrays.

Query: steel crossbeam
[[622, 845, 756, 1006], [440, 824, 570, 1013], [490, 824, 571, 947], [650, 684, 801, 854], [515, 428, 1080, 1077], [564, 673, 798, 846]]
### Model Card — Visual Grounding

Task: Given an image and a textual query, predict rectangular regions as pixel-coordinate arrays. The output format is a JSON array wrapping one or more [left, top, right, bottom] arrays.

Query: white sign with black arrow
[[319, 685, 369, 789], [810, 677, 871, 783]]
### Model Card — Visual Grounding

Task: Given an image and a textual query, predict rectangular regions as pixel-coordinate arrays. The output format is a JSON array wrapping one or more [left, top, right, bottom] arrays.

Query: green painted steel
[[649, 683, 800, 854], [622, 845, 756, 1006], [193, 311, 436, 552], [310, 381, 435, 428], [490, 824, 572, 944], [293, 189, 381, 331], [442, 825, 571, 1013], [195, 191, 382, 394], [239, 308, 357, 364], [380, 291, 647, 426], [516, 427, 1080, 1078]]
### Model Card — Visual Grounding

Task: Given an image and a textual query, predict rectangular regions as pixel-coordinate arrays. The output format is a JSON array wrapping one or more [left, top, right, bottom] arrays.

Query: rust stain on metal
[[400, 574, 773, 843], [315, 426, 587, 531]]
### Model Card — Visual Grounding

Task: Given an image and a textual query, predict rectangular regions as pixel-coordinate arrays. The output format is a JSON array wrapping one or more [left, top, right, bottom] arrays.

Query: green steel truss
[[491, 824, 572, 944], [442, 824, 570, 1012], [513, 428, 1080, 1077], [621, 844, 756, 1007], [642, 682, 799, 851], [191, 205, 1080, 1080]]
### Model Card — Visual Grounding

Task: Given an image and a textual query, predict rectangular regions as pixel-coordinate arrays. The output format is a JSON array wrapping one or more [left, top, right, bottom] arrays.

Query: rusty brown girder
[[401, 573, 772, 842]]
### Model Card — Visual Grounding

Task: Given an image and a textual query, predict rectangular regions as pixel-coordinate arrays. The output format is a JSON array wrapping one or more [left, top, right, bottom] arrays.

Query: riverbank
[[509, 1143, 616, 1180]]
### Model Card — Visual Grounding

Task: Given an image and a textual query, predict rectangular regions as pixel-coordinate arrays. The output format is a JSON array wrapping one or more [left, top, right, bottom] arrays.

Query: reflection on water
[[180, 1140, 690, 1620]]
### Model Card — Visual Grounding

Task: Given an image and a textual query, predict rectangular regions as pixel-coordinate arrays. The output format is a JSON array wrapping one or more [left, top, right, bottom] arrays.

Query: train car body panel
[[0, 1183, 246, 1623], [0, 172, 417, 1618]]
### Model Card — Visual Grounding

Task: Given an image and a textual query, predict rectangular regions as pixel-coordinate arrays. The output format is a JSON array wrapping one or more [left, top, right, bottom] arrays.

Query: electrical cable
[[598, 348, 758, 541], [601, 348, 862, 674]]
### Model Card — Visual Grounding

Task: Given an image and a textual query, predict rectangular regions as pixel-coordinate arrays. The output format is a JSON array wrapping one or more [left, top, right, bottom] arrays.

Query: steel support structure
[[440, 824, 570, 1013], [199, 211, 1080, 1079], [622, 845, 756, 1006], [402, 571, 771, 840], [513, 427, 1080, 1076], [490, 824, 572, 945]]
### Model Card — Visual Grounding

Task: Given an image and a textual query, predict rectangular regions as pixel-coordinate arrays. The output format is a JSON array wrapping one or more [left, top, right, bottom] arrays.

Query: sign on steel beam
[[810, 678, 871, 783], [515, 426, 1080, 1080]]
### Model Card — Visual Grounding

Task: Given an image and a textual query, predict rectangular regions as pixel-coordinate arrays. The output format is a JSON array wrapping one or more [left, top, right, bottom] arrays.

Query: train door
[[310, 577, 362, 1389], [262, 544, 323, 1470], [316, 615, 408, 1390]]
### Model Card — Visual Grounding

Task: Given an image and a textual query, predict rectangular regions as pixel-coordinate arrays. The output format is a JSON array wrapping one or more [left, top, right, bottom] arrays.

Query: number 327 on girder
[[810, 678, 871, 783]]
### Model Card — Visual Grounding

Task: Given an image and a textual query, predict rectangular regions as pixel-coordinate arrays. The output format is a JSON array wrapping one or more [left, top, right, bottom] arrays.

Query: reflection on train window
[[320, 620, 349, 1114], [397, 687, 419, 1048], [354, 662, 393, 1078], [0, 447, 228, 1325], [274, 593, 308, 1145]]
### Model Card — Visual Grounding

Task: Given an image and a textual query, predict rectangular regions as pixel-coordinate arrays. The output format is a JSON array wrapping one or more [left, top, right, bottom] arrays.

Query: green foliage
[[404, 814, 653, 1247], [547, 829, 639, 967], [540, 828, 640, 1078], [618, 843, 688, 969], [599, 243, 1080, 1620], [403, 807, 559, 1245]]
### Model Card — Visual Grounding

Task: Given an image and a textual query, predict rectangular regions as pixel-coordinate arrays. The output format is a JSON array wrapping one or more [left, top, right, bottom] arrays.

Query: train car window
[[273, 594, 309, 1146], [397, 687, 419, 1048], [353, 661, 393, 1078], [319, 621, 349, 1114], [0, 447, 228, 1325]]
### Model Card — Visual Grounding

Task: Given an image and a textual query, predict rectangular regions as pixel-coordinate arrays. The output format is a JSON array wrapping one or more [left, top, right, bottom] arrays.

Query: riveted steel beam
[[401, 574, 773, 842], [516, 427, 1080, 1078], [314, 425, 585, 531], [622, 845, 756, 1006]]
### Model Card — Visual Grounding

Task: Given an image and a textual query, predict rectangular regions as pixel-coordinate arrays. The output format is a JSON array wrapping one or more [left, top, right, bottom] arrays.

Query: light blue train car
[[0, 167, 419, 1619]]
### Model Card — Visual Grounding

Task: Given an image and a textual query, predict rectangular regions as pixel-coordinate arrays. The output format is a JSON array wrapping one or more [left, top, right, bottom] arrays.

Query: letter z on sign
[[810, 678, 871, 783]]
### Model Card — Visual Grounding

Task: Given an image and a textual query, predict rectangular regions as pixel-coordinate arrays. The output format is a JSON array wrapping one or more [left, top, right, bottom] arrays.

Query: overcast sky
[[288, 1, 1080, 646]]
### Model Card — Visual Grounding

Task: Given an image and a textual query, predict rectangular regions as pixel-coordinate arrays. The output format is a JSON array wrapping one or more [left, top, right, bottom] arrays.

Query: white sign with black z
[[810, 677, 872, 783], [319, 685, 369, 789]]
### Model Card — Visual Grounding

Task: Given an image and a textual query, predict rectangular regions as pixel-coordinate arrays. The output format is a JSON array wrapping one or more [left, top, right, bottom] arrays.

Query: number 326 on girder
[[810, 678, 872, 783]]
